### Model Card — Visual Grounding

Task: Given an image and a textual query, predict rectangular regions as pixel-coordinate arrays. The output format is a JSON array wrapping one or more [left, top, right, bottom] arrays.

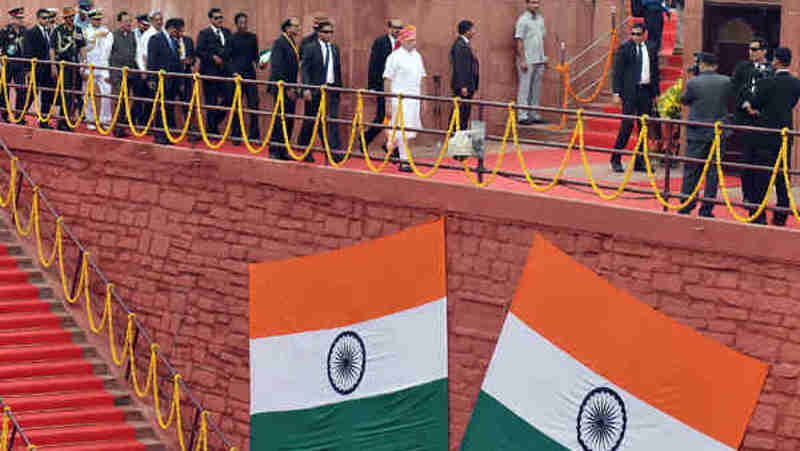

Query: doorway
[[702, 2, 781, 76]]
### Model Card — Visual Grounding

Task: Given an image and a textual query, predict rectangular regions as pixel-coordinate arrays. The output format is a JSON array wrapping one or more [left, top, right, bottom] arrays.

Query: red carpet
[[0, 238, 155, 450]]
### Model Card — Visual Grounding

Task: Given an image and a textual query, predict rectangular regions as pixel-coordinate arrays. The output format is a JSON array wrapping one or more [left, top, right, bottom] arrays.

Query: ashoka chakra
[[327, 331, 366, 395], [577, 386, 627, 451]]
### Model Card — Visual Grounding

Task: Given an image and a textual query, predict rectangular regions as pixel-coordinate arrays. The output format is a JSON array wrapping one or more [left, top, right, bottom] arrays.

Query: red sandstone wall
[[5, 127, 800, 450]]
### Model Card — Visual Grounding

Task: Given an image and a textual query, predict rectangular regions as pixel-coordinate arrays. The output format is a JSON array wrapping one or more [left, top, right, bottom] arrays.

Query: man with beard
[[268, 17, 300, 160], [51, 6, 86, 131]]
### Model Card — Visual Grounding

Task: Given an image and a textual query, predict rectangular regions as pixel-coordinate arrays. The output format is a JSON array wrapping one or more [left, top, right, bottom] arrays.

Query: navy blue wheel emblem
[[327, 331, 366, 395], [577, 387, 627, 451]]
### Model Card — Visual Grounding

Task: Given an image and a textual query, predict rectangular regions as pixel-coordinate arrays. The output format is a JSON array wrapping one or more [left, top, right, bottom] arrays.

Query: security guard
[[0, 7, 27, 121], [51, 6, 85, 130]]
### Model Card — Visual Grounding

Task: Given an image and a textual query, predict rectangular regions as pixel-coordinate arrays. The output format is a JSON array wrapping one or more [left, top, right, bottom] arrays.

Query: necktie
[[324, 43, 331, 75], [169, 37, 178, 56], [216, 28, 224, 46], [636, 43, 643, 83]]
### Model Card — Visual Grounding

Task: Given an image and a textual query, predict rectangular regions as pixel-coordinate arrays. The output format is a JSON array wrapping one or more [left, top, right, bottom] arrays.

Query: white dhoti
[[383, 47, 426, 161]]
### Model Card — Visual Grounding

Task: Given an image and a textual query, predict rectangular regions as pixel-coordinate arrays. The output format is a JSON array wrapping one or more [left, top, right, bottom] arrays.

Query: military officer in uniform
[[0, 7, 28, 121], [51, 6, 85, 131]]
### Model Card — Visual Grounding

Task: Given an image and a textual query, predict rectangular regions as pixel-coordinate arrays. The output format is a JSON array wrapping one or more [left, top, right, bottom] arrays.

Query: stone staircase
[[0, 220, 166, 450]]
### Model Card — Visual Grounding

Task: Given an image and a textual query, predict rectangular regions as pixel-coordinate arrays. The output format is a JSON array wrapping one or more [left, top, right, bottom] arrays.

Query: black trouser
[[612, 85, 660, 165], [177, 72, 197, 134], [453, 90, 473, 131], [736, 130, 760, 205], [751, 141, 792, 224], [298, 89, 341, 160], [232, 76, 261, 140], [202, 77, 234, 134], [110, 69, 131, 133], [61, 66, 80, 123], [363, 87, 385, 146], [644, 5, 665, 52], [35, 68, 55, 122], [269, 90, 295, 160], [679, 139, 718, 216], [4, 64, 26, 119]]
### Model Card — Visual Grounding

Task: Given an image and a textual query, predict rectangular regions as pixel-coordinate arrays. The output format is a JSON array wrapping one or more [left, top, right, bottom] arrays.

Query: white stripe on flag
[[482, 313, 734, 451], [250, 297, 447, 414]]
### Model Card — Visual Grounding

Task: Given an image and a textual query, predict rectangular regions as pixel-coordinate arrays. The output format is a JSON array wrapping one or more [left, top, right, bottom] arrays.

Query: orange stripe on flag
[[512, 235, 767, 450], [249, 219, 446, 338]]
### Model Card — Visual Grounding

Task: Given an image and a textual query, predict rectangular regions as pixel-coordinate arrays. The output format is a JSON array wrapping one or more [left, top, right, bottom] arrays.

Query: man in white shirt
[[515, 0, 547, 125], [83, 9, 113, 128], [134, 10, 162, 127]]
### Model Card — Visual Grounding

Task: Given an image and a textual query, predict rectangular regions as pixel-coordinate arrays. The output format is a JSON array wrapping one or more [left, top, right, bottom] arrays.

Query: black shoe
[[187, 134, 202, 143], [530, 118, 546, 124], [38, 122, 52, 129], [772, 216, 788, 227], [699, 211, 715, 218], [518, 118, 535, 126], [303, 154, 315, 163], [113, 129, 129, 138], [57, 121, 70, 132], [232, 139, 242, 146], [398, 163, 412, 173], [154, 137, 171, 145], [633, 165, 647, 172], [610, 161, 624, 173]]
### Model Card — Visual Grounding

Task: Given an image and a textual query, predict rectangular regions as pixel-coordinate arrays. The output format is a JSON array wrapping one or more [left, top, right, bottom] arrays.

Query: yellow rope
[[238, 80, 279, 154], [1, 407, 8, 451], [284, 86, 324, 161], [87, 65, 126, 135], [402, 96, 459, 178], [511, 108, 576, 191], [123, 70, 162, 137], [461, 102, 515, 187], [29, 59, 64, 123], [579, 114, 644, 200], [193, 73, 240, 150], [57, 61, 91, 129], [1, 57, 35, 124], [160, 70, 197, 143]]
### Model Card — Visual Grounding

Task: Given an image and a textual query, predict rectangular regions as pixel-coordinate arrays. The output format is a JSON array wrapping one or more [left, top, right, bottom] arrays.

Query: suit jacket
[[367, 34, 393, 90], [195, 25, 233, 76], [750, 71, 800, 148], [680, 70, 733, 142], [147, 32, 183, 92], [450, 36, 479, 95], [731, 59, 774, 124], [24, 25, 52, 82], [612, 39, 660, 100], [268, 33, 299, 94], [298, 31, 317, 59], [301, 40, 342, 89]]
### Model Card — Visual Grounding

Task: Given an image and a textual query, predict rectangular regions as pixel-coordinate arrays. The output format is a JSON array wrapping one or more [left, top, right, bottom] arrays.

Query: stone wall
[[5, 126, 800, 450]]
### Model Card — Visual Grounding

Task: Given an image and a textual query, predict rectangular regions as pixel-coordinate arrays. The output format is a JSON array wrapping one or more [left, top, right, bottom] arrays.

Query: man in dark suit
[[450, 20, 479, 131], [196, 8, 233, 136], [177, 26, 199, 141], [298, 21, 342, 163], [677, 52, 732, 218], [268, 17, 301, 160], [610, 22, 661, 172], [641, 0, 670, 52], [147, 17, 185, 145], [230, 12, 260, 144], [299, 12, 327, 59], [363, 18, 403, 147], [731, 38, 773, 213], [24, 9, 55, 128], [744, 47, 800, 226]]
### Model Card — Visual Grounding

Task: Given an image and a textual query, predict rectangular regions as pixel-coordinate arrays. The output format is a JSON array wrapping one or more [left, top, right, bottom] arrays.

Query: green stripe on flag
[[460, 391, 569, 451], [251, 378, 448, 451]]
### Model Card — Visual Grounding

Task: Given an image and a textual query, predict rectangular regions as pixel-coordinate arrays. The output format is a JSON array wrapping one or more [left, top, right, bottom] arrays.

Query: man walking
[[268, 17, 301, 160], [177, 20, 198, 142], [109, 10, 136, 137], [24, 9, 55, 128], [298, 20, 342, 163], [0, 7, 28, 121], [744, 47, 800, 226], [51, 6, 86, 131], [196, 8, 233, 136], [678, 52, 732, 218], [515, 0, 547, 125], [230, 12, 260, 144], [610, 22, 661, 173], [363, 18, 402, 147], [450, 20, 479, 131], [641, 0, 670, 52], [147, 18, 184, 145]]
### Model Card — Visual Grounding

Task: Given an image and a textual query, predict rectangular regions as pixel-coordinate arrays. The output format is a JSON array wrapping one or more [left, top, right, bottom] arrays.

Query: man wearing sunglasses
[[364, 18, 403, 148], [732, 38, 773, 220], [610, 22, 661, 173], [196, 8, 233, 137]]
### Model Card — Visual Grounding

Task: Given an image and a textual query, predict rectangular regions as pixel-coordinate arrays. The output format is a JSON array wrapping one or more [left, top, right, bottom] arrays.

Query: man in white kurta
[[383, 25, 426, 171], [83, 9, 113, 127]]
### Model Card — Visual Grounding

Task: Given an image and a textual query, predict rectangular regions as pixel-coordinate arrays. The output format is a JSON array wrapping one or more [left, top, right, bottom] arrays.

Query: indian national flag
[[461, 235, 768, 451], [249, 220, 448, 450]]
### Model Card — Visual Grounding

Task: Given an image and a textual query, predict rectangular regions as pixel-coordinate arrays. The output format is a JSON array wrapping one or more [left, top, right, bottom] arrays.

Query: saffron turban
[[398, 25, 416, 42]]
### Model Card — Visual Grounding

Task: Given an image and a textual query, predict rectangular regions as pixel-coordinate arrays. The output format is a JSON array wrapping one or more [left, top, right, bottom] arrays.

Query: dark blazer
[[750, 71, 800, 148], [367, 34, 393, 90], [268, 33, 299, 94], [301, 39, 342, 88], [24, 25, 51, 82], [195, 26, 232, 76], [298, 31, 317, 59], [450, 36, 479, 95], [612, 39, 660, 100], [147, 32, 183, 91], [731, 60, 773, 124], [680, 70, 733, 142]]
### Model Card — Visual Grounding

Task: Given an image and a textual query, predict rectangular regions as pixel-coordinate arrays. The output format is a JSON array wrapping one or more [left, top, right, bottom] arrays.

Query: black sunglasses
[[212, 15, 223, 20], [631, 32, 643, 36], [749, 47, 762, 51]]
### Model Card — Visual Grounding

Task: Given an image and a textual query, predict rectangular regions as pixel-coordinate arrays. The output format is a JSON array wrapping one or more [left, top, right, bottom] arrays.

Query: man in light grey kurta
[[515, 0, 547, 124]]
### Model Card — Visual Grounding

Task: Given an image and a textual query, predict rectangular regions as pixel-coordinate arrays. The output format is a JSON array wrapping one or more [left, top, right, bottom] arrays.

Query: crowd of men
[[611, 19, 800, 227]]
